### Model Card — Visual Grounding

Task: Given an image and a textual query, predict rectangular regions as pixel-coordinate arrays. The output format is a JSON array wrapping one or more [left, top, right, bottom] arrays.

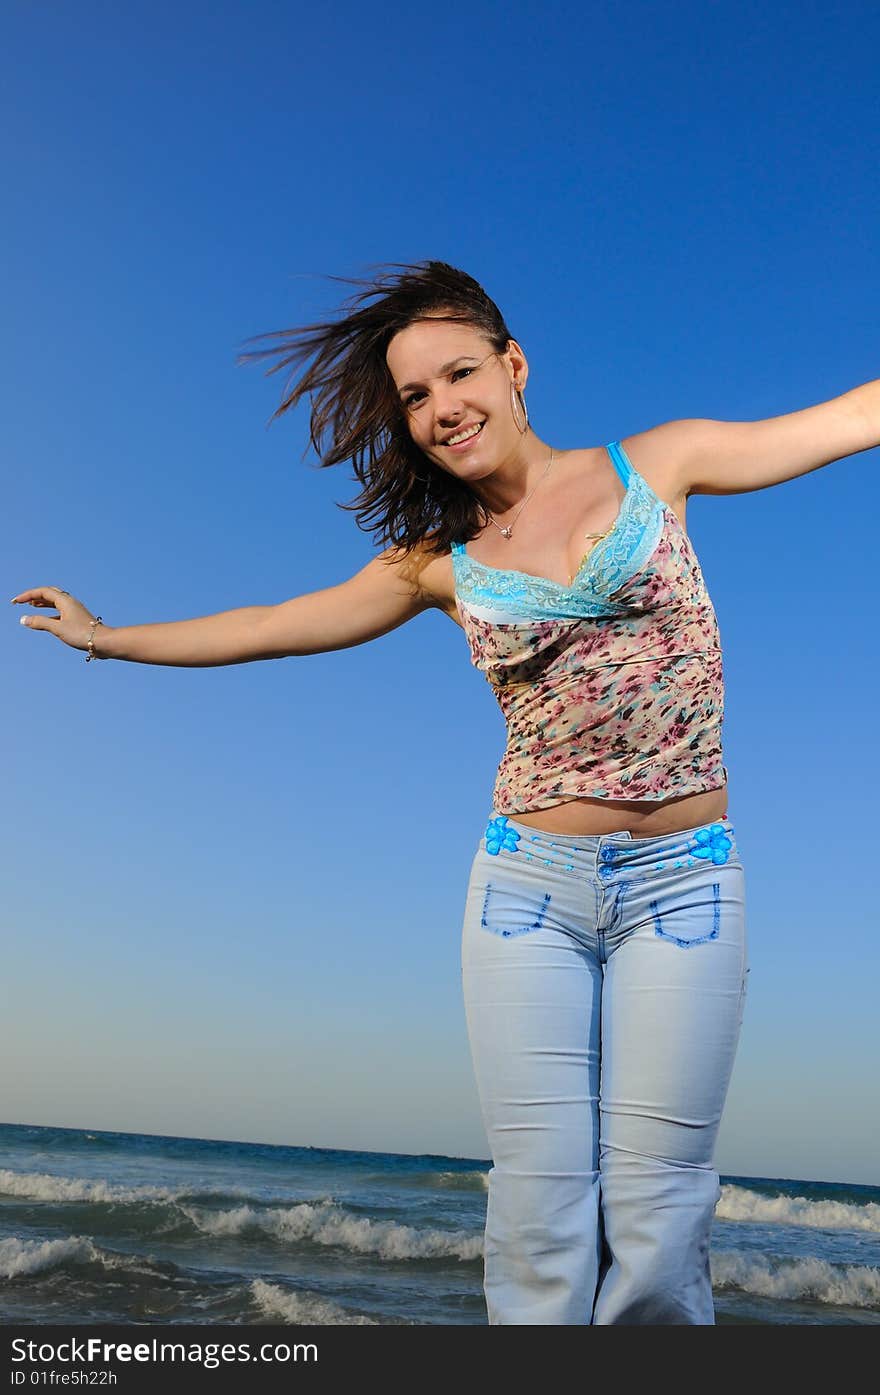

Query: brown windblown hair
[[237, 260, 521, 560]]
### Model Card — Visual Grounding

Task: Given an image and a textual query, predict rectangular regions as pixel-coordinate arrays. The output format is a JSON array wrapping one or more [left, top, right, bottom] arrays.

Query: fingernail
[[20, 616, 28, 625]]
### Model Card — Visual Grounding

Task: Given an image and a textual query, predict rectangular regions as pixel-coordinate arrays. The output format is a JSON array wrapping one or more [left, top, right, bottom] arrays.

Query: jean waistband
[[482, 810, 739, 877]]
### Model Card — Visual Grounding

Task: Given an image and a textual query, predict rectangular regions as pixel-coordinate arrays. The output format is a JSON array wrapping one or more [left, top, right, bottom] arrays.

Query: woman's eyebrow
[[398, 356, 478, 394]]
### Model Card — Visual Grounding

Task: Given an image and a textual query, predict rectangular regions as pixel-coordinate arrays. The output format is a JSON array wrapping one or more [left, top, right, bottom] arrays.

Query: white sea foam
[[0, 1169, 173, 1204], [717, 1183, 880, 1234], [0, 1236, 102, 1278], [0, 1235, 163, 1280], [180, 1198, 483, 1262], [250, 1278, 379, 1325], [0, 1168, 482, 1258], [0, 1168, 249, 1206], [711, 1251, 880, 1309]]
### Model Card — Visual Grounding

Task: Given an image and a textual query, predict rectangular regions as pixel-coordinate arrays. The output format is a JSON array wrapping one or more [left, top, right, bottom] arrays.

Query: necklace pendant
[[500, 526, 513, 539]]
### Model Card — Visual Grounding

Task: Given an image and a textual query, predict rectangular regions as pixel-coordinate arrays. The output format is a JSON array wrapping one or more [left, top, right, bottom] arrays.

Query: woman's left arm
[[661, 379, 880, 497]]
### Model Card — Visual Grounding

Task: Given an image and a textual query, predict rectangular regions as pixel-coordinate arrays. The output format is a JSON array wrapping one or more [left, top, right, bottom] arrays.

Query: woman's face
[[385, 313, 529, 481]]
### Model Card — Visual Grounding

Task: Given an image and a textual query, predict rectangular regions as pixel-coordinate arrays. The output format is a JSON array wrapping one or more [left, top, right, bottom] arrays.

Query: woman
[[13, 260, 876, 1325]]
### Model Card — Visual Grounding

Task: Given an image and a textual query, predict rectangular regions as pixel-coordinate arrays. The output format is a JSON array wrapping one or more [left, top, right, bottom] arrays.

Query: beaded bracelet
[[85, 617, 106, 662]]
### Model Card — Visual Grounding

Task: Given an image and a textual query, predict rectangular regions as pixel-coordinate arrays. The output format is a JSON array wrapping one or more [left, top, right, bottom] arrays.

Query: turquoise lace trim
[[452, 443, 666, 622]]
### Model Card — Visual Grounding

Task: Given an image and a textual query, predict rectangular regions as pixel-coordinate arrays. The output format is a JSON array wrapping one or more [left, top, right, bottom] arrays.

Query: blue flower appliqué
[[485, 815, 521, 856], [688, 822, 733, 865]]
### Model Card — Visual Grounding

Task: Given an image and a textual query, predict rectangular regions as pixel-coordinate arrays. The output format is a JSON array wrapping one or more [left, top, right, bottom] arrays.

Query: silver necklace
[[481, 448, 555, 539]]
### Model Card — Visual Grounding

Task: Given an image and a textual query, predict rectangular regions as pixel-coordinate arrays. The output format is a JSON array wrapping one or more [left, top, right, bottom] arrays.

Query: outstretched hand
[[12, 587, 100, 654]]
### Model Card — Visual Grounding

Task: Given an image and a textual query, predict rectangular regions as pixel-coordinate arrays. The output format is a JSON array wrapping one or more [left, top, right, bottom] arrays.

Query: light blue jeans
[[461, 809, 748, 1325]]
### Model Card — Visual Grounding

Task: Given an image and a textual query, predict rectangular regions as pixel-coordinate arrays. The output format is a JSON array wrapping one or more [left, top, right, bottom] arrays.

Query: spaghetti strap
[[605, 440, 633, 488]]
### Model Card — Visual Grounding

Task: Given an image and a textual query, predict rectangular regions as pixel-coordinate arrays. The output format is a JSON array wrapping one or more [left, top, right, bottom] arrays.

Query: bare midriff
[[506, 784, 728, 837]]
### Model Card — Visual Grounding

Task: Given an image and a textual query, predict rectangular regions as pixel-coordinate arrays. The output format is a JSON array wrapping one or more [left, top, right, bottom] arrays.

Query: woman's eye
[[404, 366, 474, 407]]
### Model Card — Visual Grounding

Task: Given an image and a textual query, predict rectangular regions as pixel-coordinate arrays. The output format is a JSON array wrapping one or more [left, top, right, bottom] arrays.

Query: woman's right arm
[[12, 547, 436, 667]]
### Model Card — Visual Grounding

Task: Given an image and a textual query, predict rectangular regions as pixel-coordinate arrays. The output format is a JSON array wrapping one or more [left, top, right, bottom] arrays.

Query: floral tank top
[[450, 441, 728, 814]]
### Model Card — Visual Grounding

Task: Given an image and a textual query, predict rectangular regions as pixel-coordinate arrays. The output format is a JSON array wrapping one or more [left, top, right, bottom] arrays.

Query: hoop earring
[[510, 382, 529, 434]]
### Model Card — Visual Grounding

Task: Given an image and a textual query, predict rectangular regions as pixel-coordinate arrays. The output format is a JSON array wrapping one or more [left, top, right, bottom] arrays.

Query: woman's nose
[[433, 389, 466, 422]]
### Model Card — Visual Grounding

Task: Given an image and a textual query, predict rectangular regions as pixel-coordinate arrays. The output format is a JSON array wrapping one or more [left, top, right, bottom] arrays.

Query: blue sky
[[2, 0, 878, 1185]]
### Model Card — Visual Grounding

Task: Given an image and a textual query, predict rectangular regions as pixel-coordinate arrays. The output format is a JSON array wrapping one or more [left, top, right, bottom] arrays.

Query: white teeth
[[446, 422, 483, 445]]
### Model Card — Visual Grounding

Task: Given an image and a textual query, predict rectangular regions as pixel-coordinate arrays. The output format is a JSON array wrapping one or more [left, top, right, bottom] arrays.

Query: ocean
[[1, 1121, 878, 1326]]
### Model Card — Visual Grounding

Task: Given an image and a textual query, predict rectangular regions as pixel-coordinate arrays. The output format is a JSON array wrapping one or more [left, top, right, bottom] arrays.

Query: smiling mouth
[[441, 421, 485, 447]]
